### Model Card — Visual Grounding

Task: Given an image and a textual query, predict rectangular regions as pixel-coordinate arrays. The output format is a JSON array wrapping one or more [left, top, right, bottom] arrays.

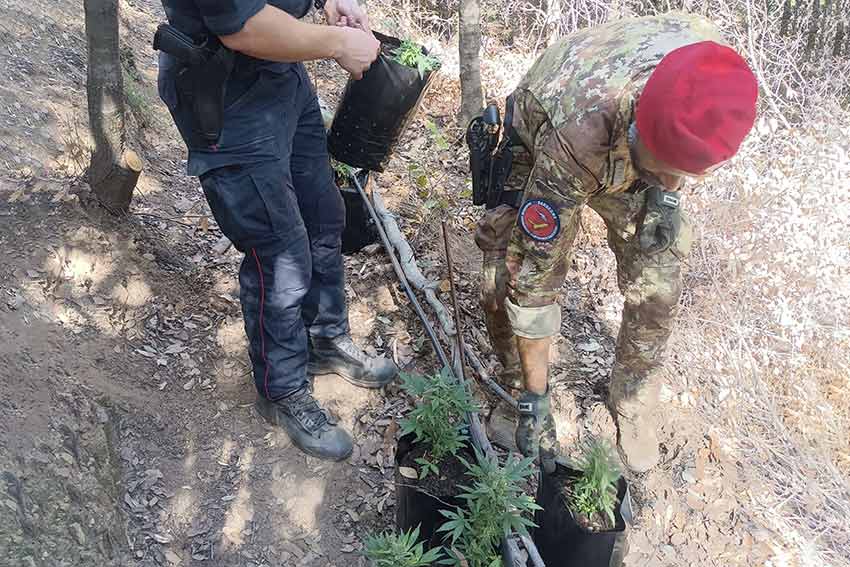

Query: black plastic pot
[[533, 461, 632, 567], [328, 32, 439, 172], [394, 433, 470, 549], [337, 170, 379, 255]]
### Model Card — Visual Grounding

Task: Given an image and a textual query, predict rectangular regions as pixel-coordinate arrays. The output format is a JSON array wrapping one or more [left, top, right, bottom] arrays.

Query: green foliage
[[122, 71, 154, 128], [437, 449, 541, 567], [426, 119, 449, 151], [408, 163, 429, 190], [399, 369, 475, 478], [569, 438, 621, 528], [120, 47, 156, 128], [392, 39, 440, 78], [364, 526, 444, 567], [331, 159, 355, 181], [424, 197, 449, 211]]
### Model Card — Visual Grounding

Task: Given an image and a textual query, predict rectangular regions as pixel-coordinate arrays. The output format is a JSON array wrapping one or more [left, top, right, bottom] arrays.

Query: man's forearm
[[517, 336, 550, 395], [219, 5, 344, 62]]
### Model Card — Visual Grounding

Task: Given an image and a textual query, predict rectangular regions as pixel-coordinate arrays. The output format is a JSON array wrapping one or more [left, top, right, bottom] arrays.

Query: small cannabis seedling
[[399, 368, 475, 479], [392, 39, 440, 78], [569, 438, 621, 528], [364, 526, 443, 567], [331, 158, 355, 181], [437, 449, 541, 567]]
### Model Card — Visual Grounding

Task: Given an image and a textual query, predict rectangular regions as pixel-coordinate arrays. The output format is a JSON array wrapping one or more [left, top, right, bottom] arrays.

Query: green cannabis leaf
[[399, 369, 475, 473], [392, 39, 440, 79], [436, 449, 541, 567], [331, 158, 355, 181], [569, 437, 621, 528], [364, 526, 444, 567]]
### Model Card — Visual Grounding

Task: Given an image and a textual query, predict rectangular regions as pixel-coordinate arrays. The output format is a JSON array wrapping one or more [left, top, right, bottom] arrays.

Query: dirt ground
[[0, 0, 824, 566]]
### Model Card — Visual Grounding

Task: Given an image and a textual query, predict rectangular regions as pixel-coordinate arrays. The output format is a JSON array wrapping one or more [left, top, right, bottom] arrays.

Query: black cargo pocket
[[247, 163, 297, 236], [200, 161, 296, 251]]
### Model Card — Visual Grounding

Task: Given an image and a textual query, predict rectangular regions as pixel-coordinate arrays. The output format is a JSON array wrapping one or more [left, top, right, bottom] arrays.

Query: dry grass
[[675, 101, 850, 565], [669, 3, 850, 565]]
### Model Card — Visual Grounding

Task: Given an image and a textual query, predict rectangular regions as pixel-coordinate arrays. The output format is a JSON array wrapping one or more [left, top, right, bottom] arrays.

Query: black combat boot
[[308, 335, 398, 388], [255, 387, 353, 461]]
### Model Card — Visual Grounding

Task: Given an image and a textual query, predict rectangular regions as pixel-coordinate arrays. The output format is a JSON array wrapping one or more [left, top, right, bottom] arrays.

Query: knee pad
[[505, 297, 561, 339]]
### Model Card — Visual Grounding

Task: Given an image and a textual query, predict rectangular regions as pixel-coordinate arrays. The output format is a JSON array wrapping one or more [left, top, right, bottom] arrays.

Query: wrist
[[325, 26, 346, 60]]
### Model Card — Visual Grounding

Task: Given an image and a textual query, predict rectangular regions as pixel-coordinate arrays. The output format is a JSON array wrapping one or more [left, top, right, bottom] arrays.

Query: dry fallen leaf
[[382, 418, 399, 450], [399, 466, 417, 479]]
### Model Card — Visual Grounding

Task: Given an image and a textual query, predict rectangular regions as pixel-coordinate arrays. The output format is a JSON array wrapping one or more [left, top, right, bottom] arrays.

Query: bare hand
[[335, 27, 380, 80], [324, 0, 370, 33]]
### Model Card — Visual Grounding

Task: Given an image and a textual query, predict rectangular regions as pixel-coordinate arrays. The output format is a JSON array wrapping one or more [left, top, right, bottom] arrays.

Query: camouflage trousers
[[474, 187, 693, 404]]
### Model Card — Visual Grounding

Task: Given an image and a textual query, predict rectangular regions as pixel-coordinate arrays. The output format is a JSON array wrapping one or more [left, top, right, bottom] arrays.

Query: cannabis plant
[[437, 449, 541, 567], [365, 526, 444, 567], [399, 368, 475, 478], [331, 158, 355, 181], [392, 39, 440, 78], [569, 438, 621, 528]]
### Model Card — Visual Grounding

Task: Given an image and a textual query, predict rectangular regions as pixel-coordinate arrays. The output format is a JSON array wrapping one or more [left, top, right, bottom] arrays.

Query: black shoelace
[[285, 389, 331, 433], [334, 335, 370, 365]]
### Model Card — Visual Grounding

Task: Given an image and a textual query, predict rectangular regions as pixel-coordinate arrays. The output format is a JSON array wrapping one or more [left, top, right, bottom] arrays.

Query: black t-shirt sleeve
[[196, 0, 267, 36]]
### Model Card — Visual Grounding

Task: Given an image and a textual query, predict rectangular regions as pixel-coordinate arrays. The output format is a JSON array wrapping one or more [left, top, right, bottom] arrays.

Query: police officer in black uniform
[[157, 0, 397, 461]]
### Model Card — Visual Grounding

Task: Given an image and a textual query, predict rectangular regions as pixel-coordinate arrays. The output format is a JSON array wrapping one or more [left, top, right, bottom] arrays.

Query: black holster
[[466, 95, 525, 209], [153, 24, 235, 146], [466, 114, 498, 207]]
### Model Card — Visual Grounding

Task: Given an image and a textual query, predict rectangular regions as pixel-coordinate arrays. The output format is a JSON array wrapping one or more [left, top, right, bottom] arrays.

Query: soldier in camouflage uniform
[[476, 13, 758, 472]]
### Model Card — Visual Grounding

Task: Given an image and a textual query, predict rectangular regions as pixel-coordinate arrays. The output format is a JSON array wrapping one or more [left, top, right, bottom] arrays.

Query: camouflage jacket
[[514, 13, 724, 195]]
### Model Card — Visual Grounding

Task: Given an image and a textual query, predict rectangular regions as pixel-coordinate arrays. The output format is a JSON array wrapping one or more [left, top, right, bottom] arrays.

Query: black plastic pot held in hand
[[533, 462, 632, 567], [328, 32, 439, 172]]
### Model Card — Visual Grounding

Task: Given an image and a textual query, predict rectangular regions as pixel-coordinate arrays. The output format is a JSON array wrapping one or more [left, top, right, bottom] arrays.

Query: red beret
[[636, 41, 758, 175]]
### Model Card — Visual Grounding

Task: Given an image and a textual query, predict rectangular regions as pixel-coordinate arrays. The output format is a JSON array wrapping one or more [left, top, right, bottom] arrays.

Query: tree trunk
[[844, 10, 850, 57], [84, 0, 141, 213], [792, 0, 801, 36], [458, 0, 484, 126], [546, 0, 562, 45], [818, 0, 831, 53], [780, 0, 792, 37], [804, 0, 820, 60]]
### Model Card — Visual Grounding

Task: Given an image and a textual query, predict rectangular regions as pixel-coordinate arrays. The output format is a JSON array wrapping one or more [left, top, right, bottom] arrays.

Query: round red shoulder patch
[[519, 199, 560, 242]]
